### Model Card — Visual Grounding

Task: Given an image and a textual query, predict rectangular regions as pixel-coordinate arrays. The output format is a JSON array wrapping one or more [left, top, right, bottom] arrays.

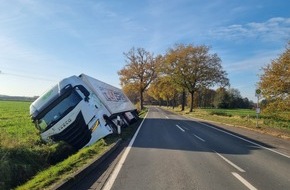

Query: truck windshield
[[36, 90, 82, 132]]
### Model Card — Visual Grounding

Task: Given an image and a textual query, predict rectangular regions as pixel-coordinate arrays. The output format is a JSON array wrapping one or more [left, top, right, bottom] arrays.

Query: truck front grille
[[51, 112, 91, 150]]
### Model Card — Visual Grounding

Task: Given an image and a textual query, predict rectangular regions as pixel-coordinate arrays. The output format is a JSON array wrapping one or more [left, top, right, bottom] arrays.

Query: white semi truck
[[30, 74, 137, 149]]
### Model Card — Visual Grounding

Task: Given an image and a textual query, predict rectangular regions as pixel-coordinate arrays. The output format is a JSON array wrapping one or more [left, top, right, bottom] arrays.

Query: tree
[[165, 44, 229, 112], [148, 76, 179, 108], [258, 41, 290, 119], [213, 88, 253, 109], [195, 88, 216, 108], [228, 88, 242, 108], [242, 97, 254, 109], [118, 47, 161, 110], [147, 80, 163, 106], [122, 83, 139, 104], [214, 87, 230, 108]]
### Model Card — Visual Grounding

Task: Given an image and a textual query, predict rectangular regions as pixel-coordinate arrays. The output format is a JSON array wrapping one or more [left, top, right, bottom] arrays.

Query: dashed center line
[[176, 125, 185, 132], [160, 108, 258, 190], [148, 108, 258, 190], [193, 134, 205, 142]]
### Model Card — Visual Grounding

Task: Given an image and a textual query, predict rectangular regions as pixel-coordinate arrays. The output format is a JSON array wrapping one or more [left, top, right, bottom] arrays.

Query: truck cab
[[30, 76, 113, 149]]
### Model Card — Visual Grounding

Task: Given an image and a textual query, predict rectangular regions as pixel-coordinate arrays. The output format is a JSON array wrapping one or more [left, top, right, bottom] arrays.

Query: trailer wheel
[[120, 115, 129, 127], [108, 119, 118, 134], [103, 115, 118, 134]]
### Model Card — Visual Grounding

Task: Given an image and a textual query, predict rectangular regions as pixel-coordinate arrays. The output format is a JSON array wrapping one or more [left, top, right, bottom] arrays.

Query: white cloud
[[223, 49, 282, 74], [210, 17, 290, 42], [221, 49, 282, 101]]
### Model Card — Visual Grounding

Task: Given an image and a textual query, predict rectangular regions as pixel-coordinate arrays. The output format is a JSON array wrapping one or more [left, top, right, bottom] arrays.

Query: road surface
[[80, 107, 290, 190]]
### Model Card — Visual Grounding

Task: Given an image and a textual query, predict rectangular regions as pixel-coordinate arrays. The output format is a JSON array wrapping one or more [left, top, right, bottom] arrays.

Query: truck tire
[[108, 119, 118, 134], [120, 115, 129, 127], [103, 115, 118, 134]]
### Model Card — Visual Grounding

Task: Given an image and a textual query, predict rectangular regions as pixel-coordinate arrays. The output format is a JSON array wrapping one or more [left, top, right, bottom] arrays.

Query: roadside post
[[255, 89, 261, 128]]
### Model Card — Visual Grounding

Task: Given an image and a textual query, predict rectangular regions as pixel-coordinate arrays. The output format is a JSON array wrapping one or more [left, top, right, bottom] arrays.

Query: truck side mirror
[[75, 85, 90, 100]]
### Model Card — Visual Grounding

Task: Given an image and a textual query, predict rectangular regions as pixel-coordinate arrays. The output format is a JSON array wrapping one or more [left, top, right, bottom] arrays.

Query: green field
[[0, 101, 102, 189], [0, 100, 146, 190], [0, 101, 38, 147], [205, 108, 256, 117], [0, 101, 58, 189]]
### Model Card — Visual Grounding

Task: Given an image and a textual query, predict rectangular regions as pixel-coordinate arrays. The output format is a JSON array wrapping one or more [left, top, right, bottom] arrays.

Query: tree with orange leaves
[[258, 41, 290, 119], [118, 47, 162, 110]]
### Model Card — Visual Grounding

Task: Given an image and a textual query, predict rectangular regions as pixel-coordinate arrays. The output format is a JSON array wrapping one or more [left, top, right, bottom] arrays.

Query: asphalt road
[[81, 107, 290, 190]]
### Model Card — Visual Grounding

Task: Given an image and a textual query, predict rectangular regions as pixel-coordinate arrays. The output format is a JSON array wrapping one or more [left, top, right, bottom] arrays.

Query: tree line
[[147, 84, 254, 110], [118, 42, 289, 119]]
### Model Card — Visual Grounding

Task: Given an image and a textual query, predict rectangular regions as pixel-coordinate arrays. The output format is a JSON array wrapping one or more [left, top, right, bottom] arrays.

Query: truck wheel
[[107, 119, 118, 134], [103, 114, 118, 134], [120, 115, 129, 127]]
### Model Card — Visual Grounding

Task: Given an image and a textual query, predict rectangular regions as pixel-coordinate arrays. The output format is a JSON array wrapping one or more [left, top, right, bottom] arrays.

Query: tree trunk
[[140, 90, 144, 110], [172, 98, 175, 109], [181, 89, 186, 111], [190, 91, 194, 112]]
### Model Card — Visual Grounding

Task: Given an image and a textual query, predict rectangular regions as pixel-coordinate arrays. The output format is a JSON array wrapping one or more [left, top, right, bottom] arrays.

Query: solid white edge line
[[102, 111, 149, 190], [194, 134, 206, 142], [232, 172, 257, 190], [214, 151, 245, 172], [176, 124, 185, 132], [197, 121, 290, 159]]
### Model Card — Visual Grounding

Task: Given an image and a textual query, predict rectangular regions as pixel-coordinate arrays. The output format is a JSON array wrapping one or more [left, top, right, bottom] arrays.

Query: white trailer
[[30, 74, 137, 149]]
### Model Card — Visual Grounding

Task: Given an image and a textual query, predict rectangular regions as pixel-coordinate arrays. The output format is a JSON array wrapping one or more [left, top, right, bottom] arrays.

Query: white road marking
[[165, 116, 169, 119], [176, 125, 185, 132], [214, 151, 245, 172], [232, 172, 257, 190], [102, 111, 149, 190], [193, 134, 206, 142], [197, 121, 290, 159]]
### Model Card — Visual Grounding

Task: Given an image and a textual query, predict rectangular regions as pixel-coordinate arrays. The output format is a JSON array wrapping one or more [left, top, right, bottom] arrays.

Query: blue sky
[[0, 0, 289, 101]]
